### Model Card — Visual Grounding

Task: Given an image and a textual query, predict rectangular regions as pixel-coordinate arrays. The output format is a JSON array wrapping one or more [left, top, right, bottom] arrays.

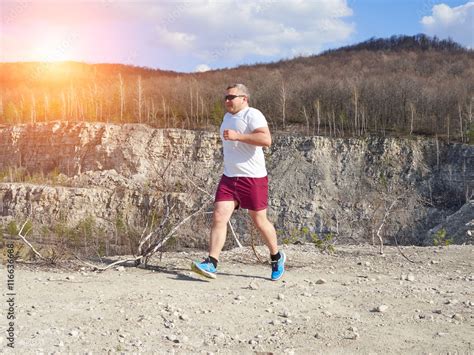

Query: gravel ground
[[1, 244, 473, 354]]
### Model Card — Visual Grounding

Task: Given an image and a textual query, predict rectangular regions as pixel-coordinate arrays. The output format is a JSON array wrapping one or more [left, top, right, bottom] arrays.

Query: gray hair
[[226, 83, 250, 100]]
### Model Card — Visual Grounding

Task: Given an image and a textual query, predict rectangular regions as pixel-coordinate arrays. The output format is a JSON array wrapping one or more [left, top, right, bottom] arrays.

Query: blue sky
[[1, 0, 473, 73]]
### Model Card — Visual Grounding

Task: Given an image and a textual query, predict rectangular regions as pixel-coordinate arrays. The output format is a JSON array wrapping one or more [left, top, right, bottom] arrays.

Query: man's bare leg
[[248, 208, 278, 255], [208, 200, 238, 260]]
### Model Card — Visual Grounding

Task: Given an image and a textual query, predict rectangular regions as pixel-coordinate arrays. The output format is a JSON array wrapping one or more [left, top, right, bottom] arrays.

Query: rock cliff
[[0, 122, 472, 253]]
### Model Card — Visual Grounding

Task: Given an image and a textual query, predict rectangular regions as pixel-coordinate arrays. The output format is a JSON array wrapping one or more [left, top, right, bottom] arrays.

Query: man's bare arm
[[223, 127, 272, 147]]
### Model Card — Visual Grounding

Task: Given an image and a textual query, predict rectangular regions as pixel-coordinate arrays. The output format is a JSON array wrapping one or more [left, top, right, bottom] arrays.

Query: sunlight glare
[[31, 32, 75, 62]]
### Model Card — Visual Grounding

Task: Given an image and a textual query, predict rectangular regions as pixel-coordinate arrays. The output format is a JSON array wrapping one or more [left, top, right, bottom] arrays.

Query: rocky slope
[[0, 122, 472, 253]]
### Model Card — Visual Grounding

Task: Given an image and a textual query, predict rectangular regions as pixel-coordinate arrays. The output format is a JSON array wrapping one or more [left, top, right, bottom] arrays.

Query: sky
[[1, 0, 473, 73]]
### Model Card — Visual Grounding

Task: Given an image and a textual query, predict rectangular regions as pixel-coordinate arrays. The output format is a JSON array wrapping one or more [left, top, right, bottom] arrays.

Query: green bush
[[281, 226, 335, 253], [433, 228, 452, 246]]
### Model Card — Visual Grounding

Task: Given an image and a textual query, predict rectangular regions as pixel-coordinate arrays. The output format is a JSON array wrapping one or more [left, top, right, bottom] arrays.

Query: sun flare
[[31, 33, 75, 62]]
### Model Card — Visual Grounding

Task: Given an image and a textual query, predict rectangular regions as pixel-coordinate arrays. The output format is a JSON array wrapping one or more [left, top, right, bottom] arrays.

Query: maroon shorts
[[215, 175, 268, 211]]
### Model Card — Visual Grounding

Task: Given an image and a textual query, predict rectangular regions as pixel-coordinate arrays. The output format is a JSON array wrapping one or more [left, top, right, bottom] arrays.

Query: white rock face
[[0, 122, 472, 251]]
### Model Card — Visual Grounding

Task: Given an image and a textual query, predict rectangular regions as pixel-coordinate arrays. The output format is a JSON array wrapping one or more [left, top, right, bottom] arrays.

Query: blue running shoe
[[271, 251, 286, 281], [191, 258, 217, 279]]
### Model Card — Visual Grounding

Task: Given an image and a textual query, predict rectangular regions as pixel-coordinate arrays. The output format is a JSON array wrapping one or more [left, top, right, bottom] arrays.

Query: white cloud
[[421, 1, 474, 48], [125, 0, 355, 64], [155, 26, 196, 52], [195, 64, 211, 72]]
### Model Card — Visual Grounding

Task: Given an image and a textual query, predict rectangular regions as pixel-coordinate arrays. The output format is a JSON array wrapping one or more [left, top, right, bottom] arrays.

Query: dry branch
[[17, 219, 45, 261]]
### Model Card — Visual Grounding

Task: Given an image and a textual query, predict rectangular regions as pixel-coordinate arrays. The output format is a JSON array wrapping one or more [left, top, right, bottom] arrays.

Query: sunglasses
[[224, 94, 246, 101]]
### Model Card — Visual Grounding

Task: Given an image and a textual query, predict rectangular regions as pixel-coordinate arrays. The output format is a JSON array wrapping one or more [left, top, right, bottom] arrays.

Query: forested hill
[[1, 34, 473, 142], [321, 34, 467, 54]]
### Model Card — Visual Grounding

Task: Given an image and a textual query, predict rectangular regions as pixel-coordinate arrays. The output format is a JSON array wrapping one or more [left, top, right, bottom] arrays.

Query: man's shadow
[[95, 257, 270, 282]]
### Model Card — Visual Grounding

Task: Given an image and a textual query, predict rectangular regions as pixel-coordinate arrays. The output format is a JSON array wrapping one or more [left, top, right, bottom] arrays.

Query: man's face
[[224, 88, 248, 114]]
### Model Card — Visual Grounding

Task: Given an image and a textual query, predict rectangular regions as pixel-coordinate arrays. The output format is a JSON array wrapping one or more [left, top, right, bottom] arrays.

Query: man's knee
[[213, 209, 232, 225], [251, 212, 269, 230]]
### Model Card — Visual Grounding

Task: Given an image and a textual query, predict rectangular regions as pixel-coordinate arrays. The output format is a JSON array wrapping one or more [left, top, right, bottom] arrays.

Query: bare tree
[[119, 73, 125, 122], [280, 81, 287, 130], [137, 76, 143, 123]]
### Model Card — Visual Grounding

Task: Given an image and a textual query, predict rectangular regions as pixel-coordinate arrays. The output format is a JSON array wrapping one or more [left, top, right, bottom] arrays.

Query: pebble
[[166, 335, 180, 343], [349, 332, 360, 340], [68, 330, 80, 337], [164, 321, 175, 329], [400, 273, 415, 281], [374, 305, 388, 313], [452, 314, 464, 321], [445, 299, 459, 305], [315, 278, 327, 284], [277, 294, 285, 300], [248, 282, 259, 290], [116, 266, 125, 272]]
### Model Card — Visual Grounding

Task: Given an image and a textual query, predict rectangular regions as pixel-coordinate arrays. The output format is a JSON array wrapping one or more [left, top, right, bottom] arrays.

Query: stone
[[374, 305, 388, 313], [166, 335, 180, 343], [69, 330, 80, 337], [248, 282, 259, 290]]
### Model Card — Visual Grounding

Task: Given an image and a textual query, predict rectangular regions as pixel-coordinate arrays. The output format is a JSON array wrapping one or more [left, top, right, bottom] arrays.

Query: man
[[191, 83, 286, 281]]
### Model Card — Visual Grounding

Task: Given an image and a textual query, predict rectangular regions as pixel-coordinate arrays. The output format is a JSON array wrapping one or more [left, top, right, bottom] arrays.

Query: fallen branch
[[375, 197, 400, 255], [17, 219, 45, 261], [142, 196, 214, 259], [393, 233, 418, 264]]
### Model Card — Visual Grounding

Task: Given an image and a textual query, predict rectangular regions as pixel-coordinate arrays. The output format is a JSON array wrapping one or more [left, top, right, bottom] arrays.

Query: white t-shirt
[[220, 107, 268, 178]]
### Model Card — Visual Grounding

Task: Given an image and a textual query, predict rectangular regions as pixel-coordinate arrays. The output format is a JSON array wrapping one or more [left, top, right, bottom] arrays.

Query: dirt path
[[1, 245, 473, 354]]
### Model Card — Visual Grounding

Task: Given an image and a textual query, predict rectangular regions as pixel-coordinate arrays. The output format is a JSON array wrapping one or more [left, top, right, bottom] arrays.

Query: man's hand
[[223, 129, 240, 141], [223, 127, 271, 147]]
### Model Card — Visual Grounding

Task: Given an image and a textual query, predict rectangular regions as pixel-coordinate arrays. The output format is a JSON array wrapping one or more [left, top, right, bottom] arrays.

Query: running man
[[191, 83, 286, 281]]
